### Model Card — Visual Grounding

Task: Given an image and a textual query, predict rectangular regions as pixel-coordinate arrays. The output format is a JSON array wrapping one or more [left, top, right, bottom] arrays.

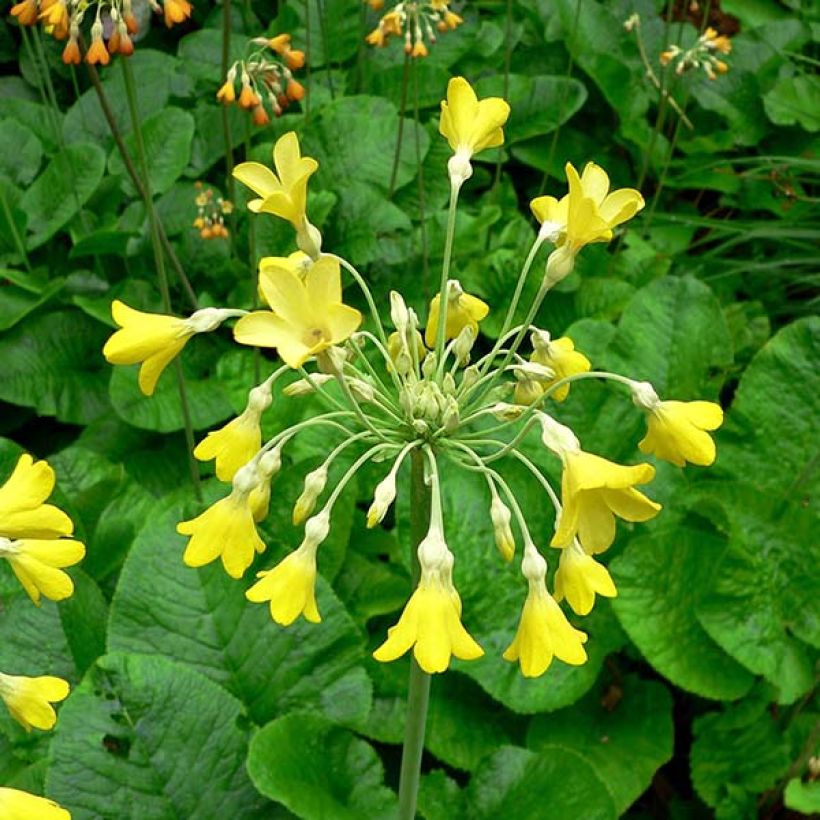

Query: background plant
[[0, 0, 817, 818]]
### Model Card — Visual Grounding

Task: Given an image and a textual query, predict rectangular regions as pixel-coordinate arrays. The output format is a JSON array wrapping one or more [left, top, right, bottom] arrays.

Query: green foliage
[[1, 0, 818, 817]]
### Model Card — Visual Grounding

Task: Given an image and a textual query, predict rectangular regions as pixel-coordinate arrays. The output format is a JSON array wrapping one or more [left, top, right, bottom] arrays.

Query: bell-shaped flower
[[373, 531, 483, 673], [553, 541, 617, 616], [424, 280, 489, 348], [233, 256, 362, 368], [490, 493, 516, 562], [530, 331, 591, 402], [0, 672, 70, 731], [632, 383, 724, 467], [503, 548, 587, 677], [194, 382, 272, 482], [551, 450, 661, 553], [439, 76, 510, 183], [0, 455, 73, 539], [0, 538, 85, 605], [0, 788, 70, 819], [104, 302, 234, 396], [233, 131, 318, 230], [177, 465, 266, 579]]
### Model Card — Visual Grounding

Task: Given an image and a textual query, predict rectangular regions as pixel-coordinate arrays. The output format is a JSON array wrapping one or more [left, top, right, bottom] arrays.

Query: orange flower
[[163, 0, 192, 28], [238, 83, 260, 109], [284, 49, 305, 70], [286, 79, 305, 102], [10, 0, 38, 26], [252, 104, 270, 126], [85, 35, 110, 66], [62, 38, 81, 65]]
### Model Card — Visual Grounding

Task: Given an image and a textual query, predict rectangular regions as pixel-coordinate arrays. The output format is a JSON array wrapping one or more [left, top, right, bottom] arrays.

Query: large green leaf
[[46, 652, 269, 819], [18, 143, 105, 249], [528, 675, 674, 813], [0, 308, 111, 424], [0, 118, 42, 185], [610, 519, 754, 700], [107, 492, 370, 727], [247, 712, 398, 820], [763, 74, 820, 132], [108, 107, 195, 197]]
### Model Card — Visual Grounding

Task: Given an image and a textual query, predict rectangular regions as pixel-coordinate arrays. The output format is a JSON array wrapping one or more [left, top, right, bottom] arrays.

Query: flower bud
[[248, 381, 273, 413], [490, 402, 525, 422], [293, 466, 328, 525], [545, 245, 575, 288], [538, 413, 580, 455], [442, 396, 460, 433], [283, 374, 334, 396], [390, 291, 410, 333], [303, 510, 331, 548], [453, 324, 476, 365], [490, 494, 515, 561], [367, 471, 398, 528], [348, 378, 376, 404], [421, 351, 437, 379]]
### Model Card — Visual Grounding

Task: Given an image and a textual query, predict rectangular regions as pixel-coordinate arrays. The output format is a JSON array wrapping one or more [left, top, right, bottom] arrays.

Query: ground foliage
[[0, 0, 818, 818]]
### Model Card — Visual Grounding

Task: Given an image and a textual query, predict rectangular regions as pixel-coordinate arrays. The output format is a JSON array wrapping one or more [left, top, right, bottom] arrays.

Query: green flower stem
[[388, 53, 410, 199], [353, 330, 406, 394], [332, 256, 390, 348], [260, 412, 357, 456], [412, 58, 431, 290], [0, 184, 32, 273], [316, 0, 336, 100], [510, 450, 562, 514], [434, 183, 462, 377], [321, 442, 394, 513], [397, 449, 433, 820], [120, 57, 202, 501]]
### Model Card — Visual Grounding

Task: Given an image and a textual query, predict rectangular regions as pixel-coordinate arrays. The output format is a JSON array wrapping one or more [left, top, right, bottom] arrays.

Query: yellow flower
[[512, 377, 544, 406], [0, 788, 70, 820], [0, 455, 73, 539], [246, 543, 320, 625], [177, 477, 266, 579], [551, 450, 661, 553], [439, 76, 510, 159], [424, 281, 489, 348], [373, 575, 483, 674], [0, 538, 85, 605], [233, 256, 362, 369], [531, 332, 591, 401], [103, 300, 194, 396], [0, 672, 70, 732], [194, 383, 272, 482], [233, 131, 318, 229], [553, 542, 617, 616], [503, 577, 588, 677], [639, 399, 724, 467]]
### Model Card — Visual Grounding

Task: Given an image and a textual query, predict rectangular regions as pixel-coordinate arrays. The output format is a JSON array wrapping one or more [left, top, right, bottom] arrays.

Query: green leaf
[[784, 778, 820, 815], [690, 692, 790, 817], [247, 712, 398, 820], [107, 492, 370, 727], [45, 652, 269, 818], [57, 570, 108, 676], [763, 74, 820, 132], [527, 675, 674, 813], [0, 118, 42, 185], [610, 519, 754, 700], [464, 745, 617, 819], [0, 278, 62, 331], [474, 75, 588, 143], [418, 770, 466, 820], [19, 143, 105, 249], [108, 107, 195, 197], [0, 308, 111, 424]]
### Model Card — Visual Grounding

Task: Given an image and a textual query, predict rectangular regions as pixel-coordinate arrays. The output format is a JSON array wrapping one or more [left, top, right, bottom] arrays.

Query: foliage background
[[0, 0, 818, 817]]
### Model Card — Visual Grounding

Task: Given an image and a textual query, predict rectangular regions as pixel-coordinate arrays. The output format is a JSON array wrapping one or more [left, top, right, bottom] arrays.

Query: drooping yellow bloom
[[373, 574, 483, 674], [424, 282, 489, 348], [531, 333, 591, 402], [233, 131, 318, 229], [0, 538, 86, 605], [503, 577, 588, 678], [233, 256, 362, 368], [177, 481, 266, 579], [103, 300, 195, 396], [0, 672, 70, 732], [0, 455, 73, 539], [551, 450, 661, 553], [439, 76, 510, 160], [0, 788, 70, 820], [246, 543, 320, 625], [639, 400, 724, 467], [553, 541, 617, 616]]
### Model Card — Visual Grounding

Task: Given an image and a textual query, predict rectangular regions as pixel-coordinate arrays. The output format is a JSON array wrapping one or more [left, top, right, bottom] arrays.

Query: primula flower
[[163, 0, 192, 27], [246, 543, 320, 625], [233, 132, 318, 230], [424, 281, 489, 348], [233, 256, 362, 368], [531, 162, 644, 284], [551, 450, 661, 553], [0, 538, 85, 605], [440, 76, 510, 183], [631, 383, 724, 467], [0, 454, 73, 539], [531, 331, 591, 402], [0, 788, 70, 820], [553, 541, 616, 616], [10, 0, 39, 26], [503, 577, 588, 677], [177, 470, 266, 578], [0, 672, 69, 732]]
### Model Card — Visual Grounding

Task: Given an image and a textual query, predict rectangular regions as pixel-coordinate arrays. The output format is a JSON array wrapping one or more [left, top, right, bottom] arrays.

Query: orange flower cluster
[[192, 182, 232, 240], [365, 0, 463, 58], [660, 25, 733, 80], [9, 0, 192, 66], [217, 34, 306, 127]]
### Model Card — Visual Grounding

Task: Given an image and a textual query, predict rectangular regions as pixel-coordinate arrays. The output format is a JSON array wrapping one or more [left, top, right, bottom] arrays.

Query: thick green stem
[[121, 58, 202, 501], [433, 185, 461, 376], [397, 451, 432, 820], [220, 0, 236, 210]]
